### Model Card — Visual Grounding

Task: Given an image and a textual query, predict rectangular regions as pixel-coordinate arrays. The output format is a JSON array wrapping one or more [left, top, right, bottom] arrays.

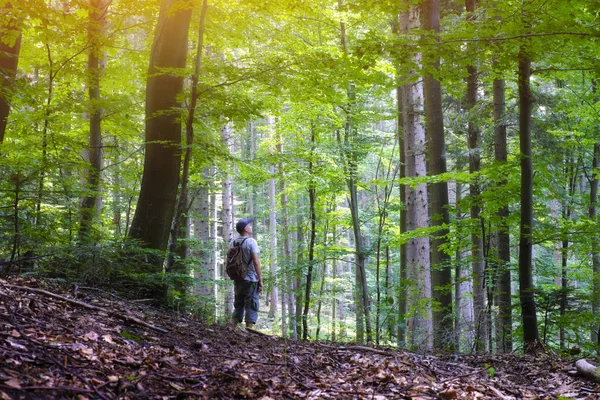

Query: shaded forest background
[[1, 0, 599, 355]]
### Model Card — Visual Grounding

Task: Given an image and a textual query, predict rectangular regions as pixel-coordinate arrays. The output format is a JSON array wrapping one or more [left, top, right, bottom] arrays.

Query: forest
[[1, 0, 600, 358]]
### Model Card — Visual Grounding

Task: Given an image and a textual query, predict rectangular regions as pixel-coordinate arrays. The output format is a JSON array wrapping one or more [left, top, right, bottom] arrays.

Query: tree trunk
[[465, 0, 486, 352], [397, 85, 408, 348], [422, 0, 453, 351], [517, 46, 540, 351], [400, 6, 433, 351], [302, 127, 317, 340], [166, 0, 208, 278], [78, 0, 109, 243], [269, 162, 278, 317], [0, 2, 21, 145], [221, 124, 235, 315], [591, 138, 600, 344], [193, 168, 214, 321], [493, 77, 513, 353], [128, 0, 193, 258]]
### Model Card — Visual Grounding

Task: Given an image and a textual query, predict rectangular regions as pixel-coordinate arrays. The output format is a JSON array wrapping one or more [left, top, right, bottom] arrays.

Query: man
[[230, 218, 263, 329]]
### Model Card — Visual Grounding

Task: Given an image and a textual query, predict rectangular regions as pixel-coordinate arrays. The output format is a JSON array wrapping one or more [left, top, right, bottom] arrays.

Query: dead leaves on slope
[[0, 277, 598, 399]]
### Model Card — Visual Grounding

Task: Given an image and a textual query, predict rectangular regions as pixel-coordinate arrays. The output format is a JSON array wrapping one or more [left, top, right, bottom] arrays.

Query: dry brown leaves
[[0, 278, 598, 399]]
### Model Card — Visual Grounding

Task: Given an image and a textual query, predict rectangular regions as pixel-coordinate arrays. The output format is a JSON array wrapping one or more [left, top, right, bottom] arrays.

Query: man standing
[[230, 218, 263, 329]]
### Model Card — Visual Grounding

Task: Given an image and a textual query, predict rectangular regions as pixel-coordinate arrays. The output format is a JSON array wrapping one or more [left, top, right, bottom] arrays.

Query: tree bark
[[221, 123, 235, 315], [128, 0, 193, 258], [591, 139, 600, 344], [397, 85, 408, 348], [465, 0, 486, 352], [193, 168, 214, 321], [166, 0, 208, 277], [493, 77, 513, 353], [517, 46, 540, 351], [400, 6, 433, 351], [78, 0, 109, 243], [422, 0, 453, 351], [0, 2, 21, 145], [302, 127, 317, 340], [339, 4, 372, 343]]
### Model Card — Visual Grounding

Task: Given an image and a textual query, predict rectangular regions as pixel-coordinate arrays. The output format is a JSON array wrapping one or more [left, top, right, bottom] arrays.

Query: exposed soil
[[0, 277, 597, 399]]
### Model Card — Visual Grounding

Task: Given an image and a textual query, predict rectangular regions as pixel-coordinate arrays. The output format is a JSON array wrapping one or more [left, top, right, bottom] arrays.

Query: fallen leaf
[[83, 331, 99, 341], [101, 335, 114, 344], [169, 382, 185, 391], [108, 376, 119, 382], [0, 392, 12, 400], [9, 330, 20, 338], [80, 347, 94, 355], [6, 340, 26, 351], [3, 379, 21, 390], [439, 389, 457, 399]]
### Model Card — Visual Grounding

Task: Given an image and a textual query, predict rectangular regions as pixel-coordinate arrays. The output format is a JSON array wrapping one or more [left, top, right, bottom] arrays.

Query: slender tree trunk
[[493, 77, 513, 353], [559, 159, 576, 348], [422, 0, 453, 351], [464, 0, 487, 352], [79, 0, 109, 243], [210, 173, 219, 316], [518, 46, 540, 352], [400, 6, 432, 351], [303, 127, 317, 340], [591, 139, 600, 345], [128, 0, 193, 259], [397, 86, 408, 348], [295, 196, 305, 339], [166, 0, 208, 277], [339, 1, 371, 343], [221, 124, 235, 315], [193, 168, 214, 321], [269, 163, 278, 317], [0, 2, 21, 145]]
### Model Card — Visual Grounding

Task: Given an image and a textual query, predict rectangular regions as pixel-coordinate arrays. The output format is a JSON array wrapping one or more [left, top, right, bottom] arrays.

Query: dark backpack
[[226, 238, 249, 280]]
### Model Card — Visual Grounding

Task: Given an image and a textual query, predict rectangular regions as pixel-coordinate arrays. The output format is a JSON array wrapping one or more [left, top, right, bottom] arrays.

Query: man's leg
[[244, 282, 259, 328], [231, 280, 245, 326]]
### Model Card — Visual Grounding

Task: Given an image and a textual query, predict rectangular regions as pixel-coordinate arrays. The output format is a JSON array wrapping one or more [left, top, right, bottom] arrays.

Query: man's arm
[[251, 252, 263, 293]]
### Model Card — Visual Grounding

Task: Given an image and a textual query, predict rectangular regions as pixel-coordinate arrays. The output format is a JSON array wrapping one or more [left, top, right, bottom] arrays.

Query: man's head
[[236, 218, 254, 235]]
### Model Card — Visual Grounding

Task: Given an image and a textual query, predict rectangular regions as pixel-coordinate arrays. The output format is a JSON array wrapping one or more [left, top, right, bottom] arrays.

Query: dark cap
[[236, 218, 254, 234]]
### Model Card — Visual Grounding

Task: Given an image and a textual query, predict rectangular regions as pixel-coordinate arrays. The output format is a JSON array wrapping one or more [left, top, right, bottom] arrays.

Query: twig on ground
[[6, 284, 168, 333]]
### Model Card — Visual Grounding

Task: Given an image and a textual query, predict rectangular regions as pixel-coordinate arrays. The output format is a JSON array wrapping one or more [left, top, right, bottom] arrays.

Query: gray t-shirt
[[230, 236, 260, 282]]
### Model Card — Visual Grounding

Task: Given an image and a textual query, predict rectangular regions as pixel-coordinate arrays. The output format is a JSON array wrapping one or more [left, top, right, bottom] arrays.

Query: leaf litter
[[0, 278, 598, 399]]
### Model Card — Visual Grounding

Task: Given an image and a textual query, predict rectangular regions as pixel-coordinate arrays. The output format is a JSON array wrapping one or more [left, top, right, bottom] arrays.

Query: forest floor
[[0, 277, 598, 399]]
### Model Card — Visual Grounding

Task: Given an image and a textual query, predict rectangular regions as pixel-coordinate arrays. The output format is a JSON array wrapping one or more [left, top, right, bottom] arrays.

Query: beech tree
[[0, 1, 21, 145], [128, 0, 193, 256]]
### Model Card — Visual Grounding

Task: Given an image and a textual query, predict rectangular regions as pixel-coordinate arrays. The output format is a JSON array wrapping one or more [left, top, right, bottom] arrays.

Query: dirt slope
[[0, 278, 596, 399]]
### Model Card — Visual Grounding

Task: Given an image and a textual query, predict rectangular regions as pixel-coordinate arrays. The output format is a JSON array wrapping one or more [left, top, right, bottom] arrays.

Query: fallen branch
[[576, 359, 600, 382], [5, 284, 169, 334], [246, 327, 272, 337], [201, 352, 285, 366]]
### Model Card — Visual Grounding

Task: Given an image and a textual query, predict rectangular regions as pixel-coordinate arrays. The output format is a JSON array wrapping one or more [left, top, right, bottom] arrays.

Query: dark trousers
[[232, 280, 259, 324]]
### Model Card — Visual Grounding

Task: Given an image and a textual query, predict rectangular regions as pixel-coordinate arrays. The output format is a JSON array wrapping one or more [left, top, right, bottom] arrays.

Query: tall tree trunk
[[269, 163, 279, 317], [221, 124, 235, 315], [303, 127, 317, 340], [397, 86, 408, 348], [517, 46, 540, 352], [278, 139, 296, 339], [423, 0, 453, 350], [0, 2, 21, 145], [295, 196, 305, 339], [166, 0, 208, 277], [128, 0, 193, 259], [210, 173, 219, 317], [465, 0, 486, 352], [400, 6, 433, 351], [493, 77, 513, 353], [591, 139, 600, 345], [78, 0, 109, 243], [193, 168, 214, 321], [559, 158, 576, 348]]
